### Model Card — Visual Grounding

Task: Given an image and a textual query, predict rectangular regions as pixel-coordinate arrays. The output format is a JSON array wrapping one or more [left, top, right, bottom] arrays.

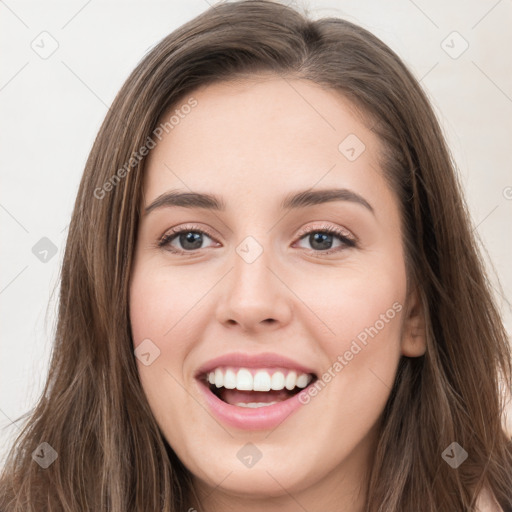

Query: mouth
[[194, 353, 320, 430], [202, 367, 318, 408]]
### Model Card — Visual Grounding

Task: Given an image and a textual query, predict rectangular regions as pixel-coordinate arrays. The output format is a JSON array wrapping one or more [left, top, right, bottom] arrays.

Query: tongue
[[220, 388, 294, 405]]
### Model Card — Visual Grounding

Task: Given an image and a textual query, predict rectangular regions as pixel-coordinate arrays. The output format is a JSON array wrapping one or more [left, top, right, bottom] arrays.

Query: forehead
[[143, 76, 389, 210]]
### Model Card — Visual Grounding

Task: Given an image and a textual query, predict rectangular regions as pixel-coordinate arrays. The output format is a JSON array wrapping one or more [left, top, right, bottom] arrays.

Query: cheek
[[293, 259, 405, 346], [129, 262, 209, 451], [298, 264, 405, 404], [129, 263, 197, 399], [130, 262, 206, 349]]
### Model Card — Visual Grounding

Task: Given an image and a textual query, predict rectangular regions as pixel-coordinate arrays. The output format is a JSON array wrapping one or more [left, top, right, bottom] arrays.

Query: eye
[[157, 223, 357, 256], [293, 224, 357, 255], [158, 224, 219, 254]]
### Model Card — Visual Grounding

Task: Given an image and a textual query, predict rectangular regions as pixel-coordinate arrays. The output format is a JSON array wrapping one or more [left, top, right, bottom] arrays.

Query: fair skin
[[129, 75, 426, 512]]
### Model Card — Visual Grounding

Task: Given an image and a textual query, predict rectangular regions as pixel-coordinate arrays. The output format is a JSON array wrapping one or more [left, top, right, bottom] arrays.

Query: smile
[[195, 355, 319, 430]]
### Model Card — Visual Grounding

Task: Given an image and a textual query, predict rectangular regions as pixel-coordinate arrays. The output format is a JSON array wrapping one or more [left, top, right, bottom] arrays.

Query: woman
[[1, 1, 511, 510]]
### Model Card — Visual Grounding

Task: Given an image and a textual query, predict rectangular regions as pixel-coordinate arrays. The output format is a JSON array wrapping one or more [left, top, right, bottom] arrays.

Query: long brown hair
[[1, 1, 511, 510]]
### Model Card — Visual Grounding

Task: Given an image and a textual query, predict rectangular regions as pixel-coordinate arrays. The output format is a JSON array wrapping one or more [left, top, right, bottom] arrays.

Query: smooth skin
[[129, 75, 427, 512]]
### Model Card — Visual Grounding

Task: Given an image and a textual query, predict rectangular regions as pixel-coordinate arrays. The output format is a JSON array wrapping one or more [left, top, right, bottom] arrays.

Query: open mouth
[[201, 367, 318, 408]]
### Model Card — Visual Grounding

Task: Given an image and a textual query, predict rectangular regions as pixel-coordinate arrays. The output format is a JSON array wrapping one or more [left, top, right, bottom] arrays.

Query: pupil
[[180, 232, 203, 250], [311, 232, 332, 250]]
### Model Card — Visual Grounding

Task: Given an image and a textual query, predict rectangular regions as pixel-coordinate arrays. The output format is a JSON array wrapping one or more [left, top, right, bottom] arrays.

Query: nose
[[215, 236, 293, 333]]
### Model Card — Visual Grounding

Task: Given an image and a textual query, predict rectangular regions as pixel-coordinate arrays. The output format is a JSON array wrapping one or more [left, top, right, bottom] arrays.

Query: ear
[[400, 286, 427, 357]]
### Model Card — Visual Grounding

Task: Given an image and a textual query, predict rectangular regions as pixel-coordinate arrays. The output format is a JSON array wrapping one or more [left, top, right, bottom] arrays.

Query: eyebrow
[[144, 188, 374, 215]]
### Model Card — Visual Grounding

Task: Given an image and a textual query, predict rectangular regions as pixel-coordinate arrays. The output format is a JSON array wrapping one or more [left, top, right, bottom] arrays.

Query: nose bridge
[[215, 230, 292, 330], [231, 232, 276, 304]]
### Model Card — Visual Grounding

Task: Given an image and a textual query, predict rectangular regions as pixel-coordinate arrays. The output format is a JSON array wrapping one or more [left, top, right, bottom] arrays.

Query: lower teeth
[[235, 401, 278, 408]]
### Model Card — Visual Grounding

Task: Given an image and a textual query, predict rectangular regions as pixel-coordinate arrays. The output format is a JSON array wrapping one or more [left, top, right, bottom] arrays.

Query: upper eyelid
[[295, 223, 354, 239], [159, 224, 216, 242], [159, 222, 354, 238]]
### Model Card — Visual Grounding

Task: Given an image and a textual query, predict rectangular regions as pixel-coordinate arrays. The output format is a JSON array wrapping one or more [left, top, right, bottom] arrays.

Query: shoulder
[[475, 486, 505, 512]]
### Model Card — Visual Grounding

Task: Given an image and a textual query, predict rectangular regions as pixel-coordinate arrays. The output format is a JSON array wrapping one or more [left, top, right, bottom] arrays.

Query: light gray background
[[1, 0, 511, 465]]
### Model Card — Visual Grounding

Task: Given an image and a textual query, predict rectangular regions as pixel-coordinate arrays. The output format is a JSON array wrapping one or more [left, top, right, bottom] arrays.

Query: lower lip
[[196, 379, 311, 430]]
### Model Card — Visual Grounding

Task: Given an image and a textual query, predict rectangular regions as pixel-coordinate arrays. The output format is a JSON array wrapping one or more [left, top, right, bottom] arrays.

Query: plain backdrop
[[1, 0, 511, 465]]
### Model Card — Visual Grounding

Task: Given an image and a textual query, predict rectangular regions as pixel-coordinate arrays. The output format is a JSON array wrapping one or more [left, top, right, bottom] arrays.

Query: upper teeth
[[207, 367, 312, 392]]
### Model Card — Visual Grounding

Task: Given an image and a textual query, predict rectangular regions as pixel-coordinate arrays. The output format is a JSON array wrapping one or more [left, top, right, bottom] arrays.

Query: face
[[129, 75, 426, 509]]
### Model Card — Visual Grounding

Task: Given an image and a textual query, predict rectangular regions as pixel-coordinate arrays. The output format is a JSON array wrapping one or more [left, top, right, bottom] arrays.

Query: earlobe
[[401, 288, 427, 357]]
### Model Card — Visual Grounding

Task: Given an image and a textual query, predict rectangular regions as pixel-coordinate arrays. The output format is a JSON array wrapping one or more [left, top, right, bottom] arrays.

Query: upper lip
[[195, 352, 318, 378]]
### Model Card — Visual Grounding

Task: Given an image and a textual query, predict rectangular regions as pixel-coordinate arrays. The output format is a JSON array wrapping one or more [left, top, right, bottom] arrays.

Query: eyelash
[[157, 223, 357, 257]]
